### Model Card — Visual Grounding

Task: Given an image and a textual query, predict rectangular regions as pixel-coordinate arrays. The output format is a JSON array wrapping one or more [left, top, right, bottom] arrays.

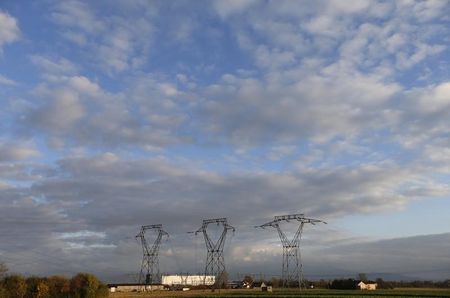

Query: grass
[[110, 288, 450, 298]]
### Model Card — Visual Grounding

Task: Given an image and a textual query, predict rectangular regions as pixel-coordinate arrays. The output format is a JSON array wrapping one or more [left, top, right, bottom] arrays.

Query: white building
[[357, 281, 378, 290], [162, 275, 215, 286]]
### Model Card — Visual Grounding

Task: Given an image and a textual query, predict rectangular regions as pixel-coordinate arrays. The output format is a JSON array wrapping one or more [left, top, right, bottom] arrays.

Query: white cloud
[[396, 44, 446, 69], [415, 82, 450, 114], [0, 74, 17, 86], [31, 88, 85, 133], [51, 0, 104, 34], [24, 74, 188, 148], [0, 10, 20, 52], [266, 145, 297, 161], [50, 1, 154, 73], [200, 68, 400, 146], [68, 76, 101, 96], [0, 140, 40, 162], [57, 230, 106, 239], [325, 0, 371, 15], [410, 0, 450, 22], [213, 0, 258, 18], [30, 55, 78, 76]]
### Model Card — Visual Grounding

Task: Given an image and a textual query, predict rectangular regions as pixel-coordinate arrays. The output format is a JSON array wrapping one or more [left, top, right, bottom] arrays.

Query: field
[[110, 288, 450, 298]]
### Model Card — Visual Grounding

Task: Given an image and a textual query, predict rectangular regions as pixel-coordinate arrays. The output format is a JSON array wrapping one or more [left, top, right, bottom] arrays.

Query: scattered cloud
[[0, 10, 20, 52], [30, 55, 78, 77], [23, 74, 187, 148], [0, 74, 16, 86], [50, 0, 155, 73]]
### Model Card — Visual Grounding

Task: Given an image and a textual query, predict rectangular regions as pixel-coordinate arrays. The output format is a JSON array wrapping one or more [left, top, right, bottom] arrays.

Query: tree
[[270, 277, 282, 288], [375, 278, 393, 289], [47, 276, 70, 298], [311, 279, 331, 289], [3, 274, 27, 298], [26, 277, 50, 298], [0, 285, 7, 297], [70, 273, 107, 298], [215, 271, 229, 289], [0, 261, 9, 296], [330, 278, 357, 290], [95, 284, 109, 298]]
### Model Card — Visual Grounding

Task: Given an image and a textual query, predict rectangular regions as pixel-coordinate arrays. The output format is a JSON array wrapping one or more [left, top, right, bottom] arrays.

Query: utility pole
[[193, 218, 235, 287], [256, 214, 326, 289], [136, 224, 168, 288]]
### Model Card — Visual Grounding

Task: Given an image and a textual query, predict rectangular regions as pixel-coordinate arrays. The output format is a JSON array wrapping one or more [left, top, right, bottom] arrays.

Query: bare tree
[[358, 273, 368, 282]]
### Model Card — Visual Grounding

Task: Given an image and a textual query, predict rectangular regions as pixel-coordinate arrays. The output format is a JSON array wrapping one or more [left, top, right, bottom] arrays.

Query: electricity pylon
[[256, 214, 326, 289], [136, 224, 168, 287], [193, 218, 235, 286]]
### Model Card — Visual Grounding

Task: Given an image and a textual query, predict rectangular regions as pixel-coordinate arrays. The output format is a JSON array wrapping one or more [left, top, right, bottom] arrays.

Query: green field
[[110, 288, 450, 298]]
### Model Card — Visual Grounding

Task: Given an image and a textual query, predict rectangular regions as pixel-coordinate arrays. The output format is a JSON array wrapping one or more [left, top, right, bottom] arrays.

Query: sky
[[0, 0, 450, 282]]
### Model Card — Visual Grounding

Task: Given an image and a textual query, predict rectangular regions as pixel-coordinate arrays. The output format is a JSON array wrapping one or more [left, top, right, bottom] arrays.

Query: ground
[[109, 288, 450, 297]]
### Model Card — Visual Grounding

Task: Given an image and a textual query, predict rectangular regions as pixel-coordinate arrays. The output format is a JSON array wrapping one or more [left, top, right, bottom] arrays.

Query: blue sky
[[0, 0, 450, 281]]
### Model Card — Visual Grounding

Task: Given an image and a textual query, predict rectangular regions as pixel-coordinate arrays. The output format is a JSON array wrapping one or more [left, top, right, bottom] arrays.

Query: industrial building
[[162, 275, 215, 286]]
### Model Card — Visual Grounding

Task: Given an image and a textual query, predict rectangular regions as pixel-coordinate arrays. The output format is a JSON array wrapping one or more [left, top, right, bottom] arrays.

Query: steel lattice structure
[[136, 224, 168, 286], [194, 218, 235, 285], [257, 214, 326, 288]]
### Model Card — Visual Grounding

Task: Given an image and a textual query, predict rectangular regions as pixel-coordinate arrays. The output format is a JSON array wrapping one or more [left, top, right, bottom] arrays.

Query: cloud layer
[[0, 0, 449, 281]]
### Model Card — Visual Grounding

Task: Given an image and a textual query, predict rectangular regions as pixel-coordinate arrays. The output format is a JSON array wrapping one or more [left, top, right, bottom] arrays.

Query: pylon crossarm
[[299, 217, 327, 224], [142, 224, 163, 230]]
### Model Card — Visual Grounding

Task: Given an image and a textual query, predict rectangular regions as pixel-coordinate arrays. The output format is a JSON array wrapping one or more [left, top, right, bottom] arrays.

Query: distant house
[[357, 281, 378, 290], [260, 282, 273, 292]]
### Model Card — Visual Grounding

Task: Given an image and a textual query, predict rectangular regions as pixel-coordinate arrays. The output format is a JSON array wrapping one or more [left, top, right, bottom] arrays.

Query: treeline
[[389, 280, 450, 289], [0, 272, 108, 298], [246, 277, 450, 290], [314, 278, 450, 290]]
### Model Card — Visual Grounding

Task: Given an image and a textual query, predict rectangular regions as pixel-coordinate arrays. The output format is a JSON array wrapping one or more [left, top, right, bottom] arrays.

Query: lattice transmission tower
[[193, 218, 235, 286], [136, 224, 168, 286], [257, 214, 326, 288]]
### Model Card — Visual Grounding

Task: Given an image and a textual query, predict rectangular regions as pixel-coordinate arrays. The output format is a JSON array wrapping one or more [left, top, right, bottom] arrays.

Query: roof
[[358, 281, 377, 285]]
